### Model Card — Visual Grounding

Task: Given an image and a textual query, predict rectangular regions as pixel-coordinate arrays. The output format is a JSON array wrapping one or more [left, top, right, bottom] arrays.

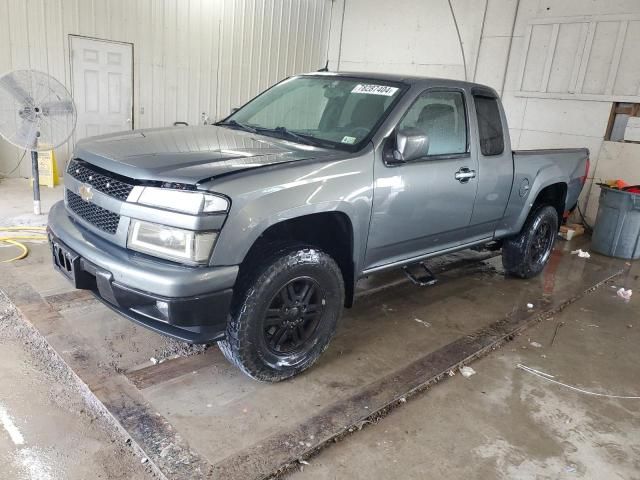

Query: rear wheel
[[502, 205, 558, 279], [218, 245, 344, 381]]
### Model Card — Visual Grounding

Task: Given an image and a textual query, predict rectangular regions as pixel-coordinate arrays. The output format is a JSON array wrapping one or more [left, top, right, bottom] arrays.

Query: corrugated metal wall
[[0, 0, 333, 177]]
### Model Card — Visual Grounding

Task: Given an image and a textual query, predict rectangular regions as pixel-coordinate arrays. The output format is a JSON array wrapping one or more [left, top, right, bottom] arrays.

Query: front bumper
[[48, 201, 238, 343]]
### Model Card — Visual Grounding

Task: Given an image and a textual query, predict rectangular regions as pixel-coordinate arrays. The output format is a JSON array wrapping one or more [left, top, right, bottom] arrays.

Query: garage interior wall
[[1, 0, 639, 224], [0, 0, 332, 178], [327, 0, 640, 223]]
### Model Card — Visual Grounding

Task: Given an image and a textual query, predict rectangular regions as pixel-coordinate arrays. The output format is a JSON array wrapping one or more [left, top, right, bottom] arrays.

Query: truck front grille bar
[[66, 190, 121, 234], [67, 159, 134, 201]]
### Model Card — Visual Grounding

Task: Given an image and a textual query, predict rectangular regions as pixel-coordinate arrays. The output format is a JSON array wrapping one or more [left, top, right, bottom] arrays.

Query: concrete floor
[[0, 179, 153, 478], [288, 265, 640, 479], [0, 295, 155, 480], [0, 177, 63, 228], [0, 179, 638, 479]]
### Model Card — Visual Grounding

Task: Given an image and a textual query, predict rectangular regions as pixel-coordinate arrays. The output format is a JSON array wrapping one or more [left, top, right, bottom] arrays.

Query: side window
[[474, 95, 504, 156], [398, 91, 467, 156]]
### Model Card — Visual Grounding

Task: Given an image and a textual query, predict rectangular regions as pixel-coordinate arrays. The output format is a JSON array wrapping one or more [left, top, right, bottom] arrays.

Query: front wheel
[[218, 246, 344, 381], [502, 205, 558, 279]]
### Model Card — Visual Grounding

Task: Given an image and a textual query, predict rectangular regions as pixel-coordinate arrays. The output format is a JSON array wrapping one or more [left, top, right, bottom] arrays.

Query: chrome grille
[[67, 159, 134, 201], [66, 190, 120, 234]]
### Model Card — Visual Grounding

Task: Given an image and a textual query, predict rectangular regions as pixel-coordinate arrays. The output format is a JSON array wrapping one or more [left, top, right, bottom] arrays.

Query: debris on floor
[[153, 338, 208, 362], [459, 366, 476, 378], [381, 303, 395, 313], [616, 288, 632, 302], [414, 318, 431, 327], [527, 303, 534, 309], [550, 321, 565, 346], [530, 341, 542, 348], [559, 223, 585, 241], [571, 249, 591, 258]]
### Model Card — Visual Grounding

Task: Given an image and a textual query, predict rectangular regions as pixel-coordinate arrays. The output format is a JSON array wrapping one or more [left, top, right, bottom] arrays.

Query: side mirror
[[393, 128, 429, 162], [230, 107, 239, 114]]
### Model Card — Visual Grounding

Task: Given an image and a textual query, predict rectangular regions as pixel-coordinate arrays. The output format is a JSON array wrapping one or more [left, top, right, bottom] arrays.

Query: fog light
[[156, 300, 169, 319]]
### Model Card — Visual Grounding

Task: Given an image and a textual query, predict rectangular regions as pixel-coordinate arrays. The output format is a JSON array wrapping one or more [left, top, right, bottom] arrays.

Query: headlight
[[127, 220, 217, 263], [132, 187, 229, 214]]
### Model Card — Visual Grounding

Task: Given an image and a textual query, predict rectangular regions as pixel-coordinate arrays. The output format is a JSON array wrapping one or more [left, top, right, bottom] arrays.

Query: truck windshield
[[218, 76, 405, 151]]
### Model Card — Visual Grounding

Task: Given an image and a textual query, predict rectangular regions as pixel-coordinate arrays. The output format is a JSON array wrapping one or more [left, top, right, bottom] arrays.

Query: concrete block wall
[[329, 0, 640, 224], [328, 0, 476, 80], [500, 0, 640, 222]]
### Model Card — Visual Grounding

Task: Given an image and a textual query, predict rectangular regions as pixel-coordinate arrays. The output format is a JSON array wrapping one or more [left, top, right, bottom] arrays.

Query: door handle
[[454, 167, 476, 183]]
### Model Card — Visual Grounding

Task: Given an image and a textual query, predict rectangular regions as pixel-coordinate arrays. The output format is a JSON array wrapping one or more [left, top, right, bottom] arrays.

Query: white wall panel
[[215, 0, 330, 118], [329, 0, 472, 81], [0, 0, 333, 177], [515, 14, 640, 100]]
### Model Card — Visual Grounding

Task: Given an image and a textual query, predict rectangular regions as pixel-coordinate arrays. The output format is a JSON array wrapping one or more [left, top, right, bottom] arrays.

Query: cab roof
[[300, 70, 494, 93]]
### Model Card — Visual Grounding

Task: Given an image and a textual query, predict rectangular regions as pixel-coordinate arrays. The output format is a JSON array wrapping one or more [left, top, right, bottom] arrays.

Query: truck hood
[[73, 125, 340, 185]]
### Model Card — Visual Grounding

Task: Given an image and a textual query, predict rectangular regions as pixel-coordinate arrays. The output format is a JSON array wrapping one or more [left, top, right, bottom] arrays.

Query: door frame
[[382, 86, 472, 166], [68, 34, 135, 139], [362, 86, 479, 272]]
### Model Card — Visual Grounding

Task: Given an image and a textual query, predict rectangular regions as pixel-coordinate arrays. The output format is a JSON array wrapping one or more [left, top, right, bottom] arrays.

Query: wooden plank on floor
[[44, 289, 98, 310], [125, 349, 219, 390]]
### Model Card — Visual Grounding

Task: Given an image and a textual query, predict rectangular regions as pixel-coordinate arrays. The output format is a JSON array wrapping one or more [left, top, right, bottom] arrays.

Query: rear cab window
[[473, 95, 504, 156]]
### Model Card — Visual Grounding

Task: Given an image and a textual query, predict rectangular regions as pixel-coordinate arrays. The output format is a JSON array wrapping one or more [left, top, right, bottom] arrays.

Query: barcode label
[[351, 84, 399, 96]]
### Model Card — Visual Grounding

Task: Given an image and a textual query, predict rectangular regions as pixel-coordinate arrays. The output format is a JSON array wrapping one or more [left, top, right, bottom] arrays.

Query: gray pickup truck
[[48, 72, 589, 381]]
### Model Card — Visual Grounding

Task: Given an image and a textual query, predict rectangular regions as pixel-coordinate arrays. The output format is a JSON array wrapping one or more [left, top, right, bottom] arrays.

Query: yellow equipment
[[0, 226, 48, 262]]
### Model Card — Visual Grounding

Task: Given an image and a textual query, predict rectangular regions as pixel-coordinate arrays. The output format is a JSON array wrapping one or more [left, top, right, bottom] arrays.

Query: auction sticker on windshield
[[351, 84, 399, 96]]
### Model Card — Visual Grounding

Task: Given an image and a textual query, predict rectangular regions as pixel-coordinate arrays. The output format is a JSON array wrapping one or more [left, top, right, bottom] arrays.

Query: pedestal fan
[[0, 70, 77, 214]]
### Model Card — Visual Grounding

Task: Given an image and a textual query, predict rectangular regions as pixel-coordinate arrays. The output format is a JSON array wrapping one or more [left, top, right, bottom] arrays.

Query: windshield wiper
[[219, 122, 336, 149], [254, 126, 335, 149], [217, 119, 257, 133]]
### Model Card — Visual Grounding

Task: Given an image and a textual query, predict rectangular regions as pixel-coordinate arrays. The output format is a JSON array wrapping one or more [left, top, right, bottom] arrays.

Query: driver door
[[364, 89, 479, 271]]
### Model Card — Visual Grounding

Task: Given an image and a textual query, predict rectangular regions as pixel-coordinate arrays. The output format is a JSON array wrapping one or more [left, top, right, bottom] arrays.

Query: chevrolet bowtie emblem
[[79, 183, 93, 202]]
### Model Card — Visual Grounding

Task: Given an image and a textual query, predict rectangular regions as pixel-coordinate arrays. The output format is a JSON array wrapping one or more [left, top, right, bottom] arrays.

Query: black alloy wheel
[[263, 277, 325, 354], [502, 205, 559, 279], [218, 245, 344, 381], [530, 220, 554, 265]]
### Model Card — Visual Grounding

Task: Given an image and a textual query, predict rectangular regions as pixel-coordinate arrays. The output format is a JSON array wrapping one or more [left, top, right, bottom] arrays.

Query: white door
[[70, 36, 133, 141]]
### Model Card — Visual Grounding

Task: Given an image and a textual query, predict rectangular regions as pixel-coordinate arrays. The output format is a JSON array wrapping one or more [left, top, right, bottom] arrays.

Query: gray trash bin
[[591, 186, 640, 260]]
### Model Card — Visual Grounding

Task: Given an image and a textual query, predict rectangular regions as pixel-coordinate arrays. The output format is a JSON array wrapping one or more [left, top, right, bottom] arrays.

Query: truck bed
[[513, 147, 589, 212]]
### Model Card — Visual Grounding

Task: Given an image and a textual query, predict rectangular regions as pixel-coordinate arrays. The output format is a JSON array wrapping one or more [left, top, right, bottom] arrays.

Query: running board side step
[[402, 262, 438, 287]]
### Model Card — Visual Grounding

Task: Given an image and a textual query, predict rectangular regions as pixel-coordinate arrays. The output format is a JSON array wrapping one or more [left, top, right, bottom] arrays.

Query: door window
[[398, 91, 467, 156], [474, 95, 504, 156]]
